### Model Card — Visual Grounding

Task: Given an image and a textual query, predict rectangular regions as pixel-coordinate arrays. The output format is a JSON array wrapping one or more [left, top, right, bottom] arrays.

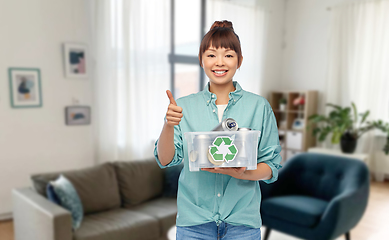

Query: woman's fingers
[[168, 104, 182, 113], [166, 90, 177, 106], [167, 110, 183, 118], [165, 90, 183, 126], [166, 116, 182, 123]]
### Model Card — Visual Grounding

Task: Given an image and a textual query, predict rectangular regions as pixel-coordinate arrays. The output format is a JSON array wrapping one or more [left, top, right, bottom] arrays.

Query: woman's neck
[[209, 81, 236, 105]]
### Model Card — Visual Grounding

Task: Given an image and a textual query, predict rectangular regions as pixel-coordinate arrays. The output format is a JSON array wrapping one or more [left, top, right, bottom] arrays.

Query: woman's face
[[201, 46, 242, 86]]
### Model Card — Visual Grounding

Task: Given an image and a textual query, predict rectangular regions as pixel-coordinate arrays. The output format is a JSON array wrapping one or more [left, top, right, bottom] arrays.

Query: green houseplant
[[308, 102, 374, 153]]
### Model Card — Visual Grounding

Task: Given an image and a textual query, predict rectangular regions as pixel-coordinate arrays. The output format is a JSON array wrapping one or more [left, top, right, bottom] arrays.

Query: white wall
[[0, 0, 94, 218], [280, 0, 361, 113], [260, 0, 286, 98]]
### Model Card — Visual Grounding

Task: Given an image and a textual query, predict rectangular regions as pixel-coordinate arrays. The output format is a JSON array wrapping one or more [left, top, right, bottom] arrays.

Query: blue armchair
[[259, 153, 369, 240]]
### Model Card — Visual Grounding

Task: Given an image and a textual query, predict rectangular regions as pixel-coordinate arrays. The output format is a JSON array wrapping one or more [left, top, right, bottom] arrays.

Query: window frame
[[169, 0, 206, 96]]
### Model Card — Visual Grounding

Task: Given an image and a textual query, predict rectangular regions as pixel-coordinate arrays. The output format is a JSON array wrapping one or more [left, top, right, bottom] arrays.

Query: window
[[169, 0, 206, 99]]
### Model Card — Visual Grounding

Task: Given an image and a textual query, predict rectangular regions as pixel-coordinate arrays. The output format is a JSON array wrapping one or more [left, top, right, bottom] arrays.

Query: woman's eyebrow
[[206, 49, 234, 52]]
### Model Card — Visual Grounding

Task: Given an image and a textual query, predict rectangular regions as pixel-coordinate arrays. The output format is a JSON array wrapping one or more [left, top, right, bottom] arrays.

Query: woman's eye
[[207, 55, 215, 57], [226, 55, 233, 58]]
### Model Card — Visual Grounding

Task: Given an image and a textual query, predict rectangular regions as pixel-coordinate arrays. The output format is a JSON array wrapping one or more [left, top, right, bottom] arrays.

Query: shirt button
[[213, 109, 215, 112], [207, 100, 209, 103], [217, 193, 221, 197], [234, 99, 236, 102], [212, 94, 215, 98]]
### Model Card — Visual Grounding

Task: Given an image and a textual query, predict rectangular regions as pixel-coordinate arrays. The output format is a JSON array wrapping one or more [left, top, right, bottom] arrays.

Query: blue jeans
[[176, 221, 261, 240]]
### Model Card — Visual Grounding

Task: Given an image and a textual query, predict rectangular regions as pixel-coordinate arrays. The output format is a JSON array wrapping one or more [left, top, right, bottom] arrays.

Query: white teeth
[[214, 71, 226, 74]]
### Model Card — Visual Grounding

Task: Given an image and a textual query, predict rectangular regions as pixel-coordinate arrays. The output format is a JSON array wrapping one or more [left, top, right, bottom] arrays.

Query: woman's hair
[[198, 20, 242, 68]]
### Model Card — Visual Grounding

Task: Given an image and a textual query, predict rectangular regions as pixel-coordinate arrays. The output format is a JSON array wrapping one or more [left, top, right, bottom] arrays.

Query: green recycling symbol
[[209, 136, 238, 162]]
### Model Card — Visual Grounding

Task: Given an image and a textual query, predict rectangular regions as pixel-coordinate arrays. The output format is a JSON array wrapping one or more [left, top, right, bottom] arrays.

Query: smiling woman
[[201, 45, 241, 90], [198, 21, 243, 69], [197, 21, 244, 101], [155, 19, 281, 240]]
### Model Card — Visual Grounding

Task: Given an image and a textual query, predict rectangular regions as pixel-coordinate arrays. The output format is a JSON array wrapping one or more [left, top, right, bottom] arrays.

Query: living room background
[[1, 0, 387, 221], [0, 0, 94, 219]]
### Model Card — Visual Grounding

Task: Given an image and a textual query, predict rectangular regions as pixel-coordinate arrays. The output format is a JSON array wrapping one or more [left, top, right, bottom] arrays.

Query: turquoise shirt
[[154, 81, 282, 228]]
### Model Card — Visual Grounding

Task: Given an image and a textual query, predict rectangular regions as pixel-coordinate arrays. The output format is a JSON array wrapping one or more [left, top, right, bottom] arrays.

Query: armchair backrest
[[271, 153, 369, 201]]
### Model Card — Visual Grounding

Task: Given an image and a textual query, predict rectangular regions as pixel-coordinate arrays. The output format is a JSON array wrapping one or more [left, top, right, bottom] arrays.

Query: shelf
[[278, 128, 304, 133], [274, 110, 305, 114], [289, 110, 305, 114], [269, 90, 318, 159], [288, 129, 304, 132]]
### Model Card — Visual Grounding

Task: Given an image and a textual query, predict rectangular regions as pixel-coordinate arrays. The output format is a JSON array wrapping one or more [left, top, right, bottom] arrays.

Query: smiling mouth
[[212, 70, 228, 77], [212, 70, 228, 73]]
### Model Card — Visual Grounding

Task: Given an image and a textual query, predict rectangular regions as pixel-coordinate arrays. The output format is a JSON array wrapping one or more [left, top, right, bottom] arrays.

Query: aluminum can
[[211, 118, 238, 131], [238, 128, 251, 131], [191, 134, 211, 165], [237, 128, 251, 159]]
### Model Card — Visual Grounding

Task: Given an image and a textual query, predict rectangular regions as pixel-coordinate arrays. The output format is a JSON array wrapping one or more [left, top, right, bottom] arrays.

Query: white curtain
[[325, 1, 389, 160], [326, 0, 389, 120], [207, 0, 268, 95], [89, 0, 170, 162]]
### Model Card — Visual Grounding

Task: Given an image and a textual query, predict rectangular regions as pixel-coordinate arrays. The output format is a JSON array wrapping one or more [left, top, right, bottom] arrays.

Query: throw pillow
[[46, 184, 61, 205], [50, 174, 83, 230], [163, 163, 184, 197]]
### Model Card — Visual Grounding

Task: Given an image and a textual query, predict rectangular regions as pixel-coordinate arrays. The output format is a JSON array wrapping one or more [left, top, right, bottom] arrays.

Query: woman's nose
[[216, 57, 224, 66]]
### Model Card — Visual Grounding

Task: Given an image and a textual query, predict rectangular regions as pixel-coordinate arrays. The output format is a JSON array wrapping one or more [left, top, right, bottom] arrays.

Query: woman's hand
[[201, 167, 247, 179], [165, 90, 183, 126], [156, 90, 183, 166]]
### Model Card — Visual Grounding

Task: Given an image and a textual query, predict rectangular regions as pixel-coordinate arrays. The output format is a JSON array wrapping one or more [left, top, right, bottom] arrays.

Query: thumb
[[166, 90, 177, 106]]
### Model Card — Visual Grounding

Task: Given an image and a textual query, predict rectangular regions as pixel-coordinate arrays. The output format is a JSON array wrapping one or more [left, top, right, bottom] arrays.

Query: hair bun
[[210, 20, 234, 31]]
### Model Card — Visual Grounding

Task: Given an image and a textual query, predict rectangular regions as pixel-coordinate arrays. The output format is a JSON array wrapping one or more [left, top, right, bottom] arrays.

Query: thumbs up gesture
[[165, 90, 183, 126]]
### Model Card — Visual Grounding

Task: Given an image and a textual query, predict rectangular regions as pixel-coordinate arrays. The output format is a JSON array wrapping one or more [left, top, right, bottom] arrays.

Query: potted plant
[[308, 102, 374, 153], [279, 98, 287, 111]]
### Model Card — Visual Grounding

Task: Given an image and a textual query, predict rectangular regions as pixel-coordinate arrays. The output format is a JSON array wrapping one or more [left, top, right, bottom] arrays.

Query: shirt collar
[[202, 81, 243, 106]]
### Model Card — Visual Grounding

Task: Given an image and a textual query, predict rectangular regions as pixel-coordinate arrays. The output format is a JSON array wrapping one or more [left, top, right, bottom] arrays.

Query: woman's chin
[[209, 78, 233, 86]]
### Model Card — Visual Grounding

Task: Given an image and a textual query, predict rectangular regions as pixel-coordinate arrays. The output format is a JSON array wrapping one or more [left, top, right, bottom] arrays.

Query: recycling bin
[[184, 130, 261, 172]]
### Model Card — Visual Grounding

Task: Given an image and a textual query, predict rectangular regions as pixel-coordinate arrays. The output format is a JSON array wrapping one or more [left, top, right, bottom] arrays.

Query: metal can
[[238, 128, 251, 131], [237, 128, 251, 160], [211, 118, 239, 131], [191, 134, 211, 165]]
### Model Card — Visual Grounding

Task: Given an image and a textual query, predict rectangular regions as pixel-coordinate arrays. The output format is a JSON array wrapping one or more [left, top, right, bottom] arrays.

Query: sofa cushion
[[113, 159, 164, 207], [125, 197, 177, 237], [261, 195, 328, 227], [74, 208, 159, 240], [50, 175, 84, 230], [31, 163, 121, 214], [46, 184, 61, 205]]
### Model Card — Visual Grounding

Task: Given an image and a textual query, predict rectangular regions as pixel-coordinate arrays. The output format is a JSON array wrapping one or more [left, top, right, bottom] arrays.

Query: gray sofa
[[12, 158, 177, 240]]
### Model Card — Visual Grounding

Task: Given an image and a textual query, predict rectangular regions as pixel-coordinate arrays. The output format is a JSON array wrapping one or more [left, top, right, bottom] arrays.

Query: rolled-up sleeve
[[154, 121, 184, 169], [257, 103, 282, 184]]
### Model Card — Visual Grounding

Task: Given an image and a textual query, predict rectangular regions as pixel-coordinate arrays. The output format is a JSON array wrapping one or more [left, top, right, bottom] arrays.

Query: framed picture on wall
[[65, 106, 91, 125], [8, 68, 43, 108], [63, 43, 88, 79]]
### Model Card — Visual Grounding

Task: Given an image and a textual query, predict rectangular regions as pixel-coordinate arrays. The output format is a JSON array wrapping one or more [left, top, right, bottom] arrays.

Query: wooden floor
[[349, 180, 389, 240], [1, 180, 388, 240], [0, 219, 13, 240]]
